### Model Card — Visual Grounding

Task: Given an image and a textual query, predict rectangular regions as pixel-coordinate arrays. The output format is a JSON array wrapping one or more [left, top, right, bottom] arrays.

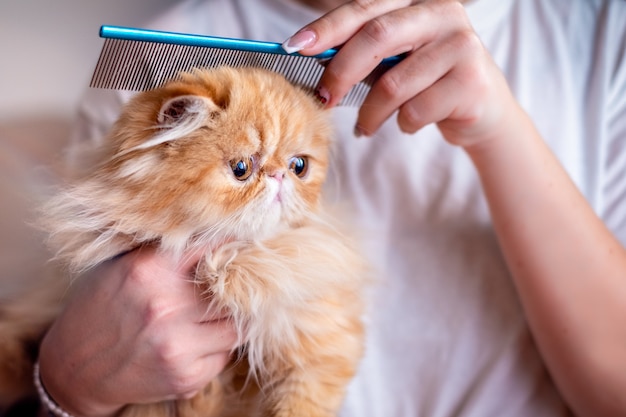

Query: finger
[[130, 245, 207, 290], [151, 351, 230, 399], [128, 244, 205, 278], [282, 0, 409, 55], [356, 27, 472, 135], [144, 320, 237, 378], [396, 70, 466, 134], [197, 351, 233, 379], [170, 351, 231, 398], [180, 390, 200, 400], [315, 2, 468, 107], [177, 318, 238, 356], [179, 245, 210, 274], [397, 39, 497, 139], [199, 319, 239, 352], [116, 249, 215, 325], [316, 7, 420, 107]]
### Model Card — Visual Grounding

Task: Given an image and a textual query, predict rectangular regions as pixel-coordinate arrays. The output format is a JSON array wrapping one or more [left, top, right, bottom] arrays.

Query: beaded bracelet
[[33, 361, 76, 417]]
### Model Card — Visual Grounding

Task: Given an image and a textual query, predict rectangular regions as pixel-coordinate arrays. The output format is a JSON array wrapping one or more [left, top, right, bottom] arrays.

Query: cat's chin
[[249, 212, 284, 240]]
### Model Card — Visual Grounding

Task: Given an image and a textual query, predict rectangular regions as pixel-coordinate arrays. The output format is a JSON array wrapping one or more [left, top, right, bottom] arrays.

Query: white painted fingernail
[[282, 30, 317, 54]]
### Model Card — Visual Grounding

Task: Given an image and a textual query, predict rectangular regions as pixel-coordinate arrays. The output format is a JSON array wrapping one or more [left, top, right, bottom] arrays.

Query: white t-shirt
[[73, 0, 626, 416]]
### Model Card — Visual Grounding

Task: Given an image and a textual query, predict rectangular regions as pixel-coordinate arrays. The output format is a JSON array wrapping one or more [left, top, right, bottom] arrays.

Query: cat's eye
[[230, 157, 254, 181], [288, 156, 308, 178]]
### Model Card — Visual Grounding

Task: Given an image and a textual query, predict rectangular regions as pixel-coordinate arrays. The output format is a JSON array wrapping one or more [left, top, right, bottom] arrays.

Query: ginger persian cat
[[0, 67, 367, 417]]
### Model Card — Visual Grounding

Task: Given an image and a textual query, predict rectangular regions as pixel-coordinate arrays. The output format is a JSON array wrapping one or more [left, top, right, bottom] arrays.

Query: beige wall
[[0, 0, 174, 121], [0, 0, 172, 294]]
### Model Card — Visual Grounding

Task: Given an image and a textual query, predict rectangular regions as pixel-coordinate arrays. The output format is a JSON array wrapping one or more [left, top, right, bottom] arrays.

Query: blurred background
[[0, 0, 174, 122], [0, 0, 173, 294]]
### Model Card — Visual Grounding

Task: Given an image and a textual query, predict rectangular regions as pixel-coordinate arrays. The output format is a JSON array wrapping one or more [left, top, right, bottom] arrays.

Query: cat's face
[[98, 67, 332, 243]]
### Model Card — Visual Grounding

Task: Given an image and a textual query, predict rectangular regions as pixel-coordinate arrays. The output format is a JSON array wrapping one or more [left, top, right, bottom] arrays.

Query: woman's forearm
[[466, 105, 626, 416]]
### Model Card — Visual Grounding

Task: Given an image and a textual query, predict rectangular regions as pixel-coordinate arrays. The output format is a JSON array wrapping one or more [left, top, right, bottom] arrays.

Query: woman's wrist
[[34, 361, 76, 417], [460, 100, 533, 164], [36, 354, 121, 417], [36, 291, 127, 417]]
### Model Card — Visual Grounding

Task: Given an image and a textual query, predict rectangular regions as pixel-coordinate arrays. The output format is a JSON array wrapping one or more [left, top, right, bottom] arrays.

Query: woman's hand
[[287, 2, 626, 416], [283, 0, 521, 148], [38, 247, 237, 417]]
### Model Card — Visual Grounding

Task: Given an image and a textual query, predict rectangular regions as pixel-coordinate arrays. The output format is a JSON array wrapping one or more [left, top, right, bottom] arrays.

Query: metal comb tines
[[89, 26, 401, 107]]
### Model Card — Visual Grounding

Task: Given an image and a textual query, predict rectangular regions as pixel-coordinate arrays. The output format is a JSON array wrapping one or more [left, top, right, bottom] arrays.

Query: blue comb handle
[[99, 25, 401, 65]]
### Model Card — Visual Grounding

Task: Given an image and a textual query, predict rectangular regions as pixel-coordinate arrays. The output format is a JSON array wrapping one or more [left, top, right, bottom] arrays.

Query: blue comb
[[90, 25, 401, 106]]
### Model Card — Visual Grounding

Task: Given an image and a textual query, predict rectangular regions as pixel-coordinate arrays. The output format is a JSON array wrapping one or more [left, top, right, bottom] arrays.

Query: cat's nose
[[269, 171, 285, 184]]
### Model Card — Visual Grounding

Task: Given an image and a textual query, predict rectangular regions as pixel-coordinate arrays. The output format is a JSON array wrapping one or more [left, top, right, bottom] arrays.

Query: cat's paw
[[197, 242, 242, 285]]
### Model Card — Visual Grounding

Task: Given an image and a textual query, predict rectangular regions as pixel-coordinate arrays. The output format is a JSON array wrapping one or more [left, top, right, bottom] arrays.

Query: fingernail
[[282, 29, 317, 54], [314, 85, 330, 106], [354, 125, 372, 138]]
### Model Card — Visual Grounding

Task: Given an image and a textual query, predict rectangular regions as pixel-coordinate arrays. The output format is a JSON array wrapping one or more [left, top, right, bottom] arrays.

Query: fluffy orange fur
[[0, 67, 367, 416]]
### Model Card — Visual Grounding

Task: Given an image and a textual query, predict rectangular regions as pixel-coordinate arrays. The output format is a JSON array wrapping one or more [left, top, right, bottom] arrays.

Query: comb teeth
[[90, 38, 392, 107]]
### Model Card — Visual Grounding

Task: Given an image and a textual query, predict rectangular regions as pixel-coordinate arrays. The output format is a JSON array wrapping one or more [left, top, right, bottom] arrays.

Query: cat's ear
[[116, 95, 221, 156], [157, 95, 220, 127]]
